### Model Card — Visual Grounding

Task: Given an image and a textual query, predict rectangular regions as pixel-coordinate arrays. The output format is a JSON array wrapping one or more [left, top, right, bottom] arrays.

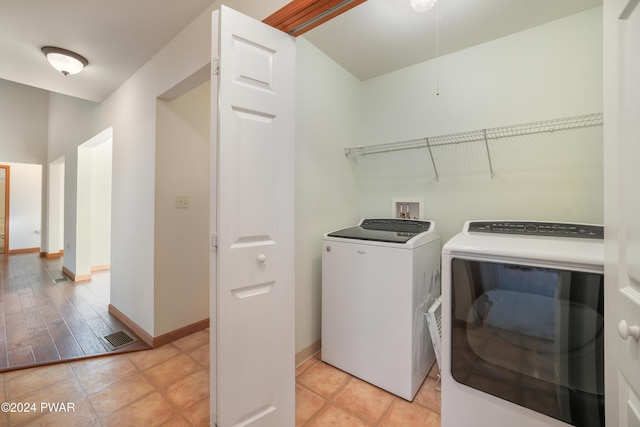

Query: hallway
[[0, 253, 148, 372]]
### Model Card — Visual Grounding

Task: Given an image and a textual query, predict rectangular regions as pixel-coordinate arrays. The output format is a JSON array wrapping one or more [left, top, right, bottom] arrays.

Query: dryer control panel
[[467, 221, 604, 239]]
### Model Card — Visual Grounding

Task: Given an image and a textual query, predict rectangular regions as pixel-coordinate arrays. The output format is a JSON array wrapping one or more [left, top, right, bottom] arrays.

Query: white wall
[[294, 37, 361, 354], [356, 6, 603, 244], [293, 7, 603, 354], [360, 7, 603, 144], [99, 4, 219, 336], [3, 162, 42, 250], [0, 79, 49, 251], [47, 93, 101, 278], [75, 127, 113, 278], [0, 79, 48, 164], [155, 81, 210, 336], [90, 139, 112, 268], [47, 157, 65, 255], [76, 145, 92, 275]]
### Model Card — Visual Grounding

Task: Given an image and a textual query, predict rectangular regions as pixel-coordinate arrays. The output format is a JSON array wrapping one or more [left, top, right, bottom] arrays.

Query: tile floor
[[0, 328, 210, 426], [296, 353, 441, 426], [0, 253, 441, 426], [0, 331, 441, 426]]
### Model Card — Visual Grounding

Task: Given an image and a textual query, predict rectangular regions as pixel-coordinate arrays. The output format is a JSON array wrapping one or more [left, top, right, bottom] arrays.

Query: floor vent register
[[102, 330, 138, 350]]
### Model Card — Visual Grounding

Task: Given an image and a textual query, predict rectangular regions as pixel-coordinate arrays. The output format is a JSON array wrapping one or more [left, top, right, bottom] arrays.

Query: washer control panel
[[360, 218, 431, 233], [468, 221, 603, 239]]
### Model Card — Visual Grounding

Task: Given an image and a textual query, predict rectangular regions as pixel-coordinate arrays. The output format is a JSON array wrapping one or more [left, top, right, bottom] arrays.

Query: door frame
[[0, 165, 9, 254], [263, 0, 367, 36]]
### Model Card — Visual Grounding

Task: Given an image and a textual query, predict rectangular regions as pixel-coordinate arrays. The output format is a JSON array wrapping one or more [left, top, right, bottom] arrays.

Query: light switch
[[176, 195, 190, 208]]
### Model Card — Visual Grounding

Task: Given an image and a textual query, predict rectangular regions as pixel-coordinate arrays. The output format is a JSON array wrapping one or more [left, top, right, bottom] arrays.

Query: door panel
[[605, 0, 640, 425], [618, 0, 640, 394], [614, 289, 640, 426], [623, 0, 640, 284], [228, 108, 275, 246], [212, 5, 295, 427]]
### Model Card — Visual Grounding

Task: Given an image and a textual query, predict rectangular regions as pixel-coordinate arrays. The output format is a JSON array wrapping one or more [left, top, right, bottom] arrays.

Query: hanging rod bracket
[[425, 138, 440, 181], [483, 129, 495, 179]]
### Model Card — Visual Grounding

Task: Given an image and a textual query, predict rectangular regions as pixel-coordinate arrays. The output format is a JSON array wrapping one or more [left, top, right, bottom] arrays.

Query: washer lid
[[327, 218, 432, 244]]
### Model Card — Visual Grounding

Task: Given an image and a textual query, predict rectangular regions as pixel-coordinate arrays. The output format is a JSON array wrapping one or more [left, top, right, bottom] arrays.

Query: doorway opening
[[46, 156, 64, 258], [67, 127, 113, 281], [0, 165, 9, 254]]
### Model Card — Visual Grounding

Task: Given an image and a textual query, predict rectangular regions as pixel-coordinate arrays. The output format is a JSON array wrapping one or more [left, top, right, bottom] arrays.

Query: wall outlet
[[175, 195, 190, 208], [392, 197, 424, 219]]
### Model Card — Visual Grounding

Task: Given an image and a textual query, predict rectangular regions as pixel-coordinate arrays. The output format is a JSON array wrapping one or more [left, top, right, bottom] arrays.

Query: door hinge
[[212, 57, 220, 75], [211, 234, 218, 252]]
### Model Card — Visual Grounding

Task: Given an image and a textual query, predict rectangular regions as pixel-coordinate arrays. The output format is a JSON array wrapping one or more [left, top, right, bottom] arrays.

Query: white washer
[[321, 218, 441, 401], [441, 220, 604, 427]]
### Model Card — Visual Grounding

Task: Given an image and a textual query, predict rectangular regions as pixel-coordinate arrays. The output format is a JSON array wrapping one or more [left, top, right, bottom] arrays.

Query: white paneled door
[[605, 0, 640, 426], [210, 6, 296, 427]]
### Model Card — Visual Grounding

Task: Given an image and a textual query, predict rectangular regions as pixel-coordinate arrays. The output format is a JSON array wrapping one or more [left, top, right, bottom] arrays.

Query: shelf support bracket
[[425, 138, 440, 181], [483, 129, 495, 179]]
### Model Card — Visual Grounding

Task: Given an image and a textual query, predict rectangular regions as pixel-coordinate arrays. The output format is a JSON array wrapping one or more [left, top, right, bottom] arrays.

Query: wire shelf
[[344, 112, 603, 180], [344, 112, 603, 156]]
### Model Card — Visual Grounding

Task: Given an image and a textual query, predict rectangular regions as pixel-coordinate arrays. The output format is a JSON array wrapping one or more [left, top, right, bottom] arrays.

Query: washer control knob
[[257, 254, 267, 263], [618, 320, 640, 341]]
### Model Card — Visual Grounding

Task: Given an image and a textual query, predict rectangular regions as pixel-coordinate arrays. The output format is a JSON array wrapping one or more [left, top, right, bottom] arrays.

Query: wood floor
[[0, 252, 149, 372]]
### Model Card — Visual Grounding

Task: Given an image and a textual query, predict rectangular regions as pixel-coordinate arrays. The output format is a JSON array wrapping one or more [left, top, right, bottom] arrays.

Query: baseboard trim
[[107, 304, 209, 349], [91, 264, 111, 272], [8, 247, 40, 255], [295, 339, 321, 367], [62, 266, 91, 282], [152, 319, 210, 348], [108, 304, 154, 347], [41, 251, 64, 258]]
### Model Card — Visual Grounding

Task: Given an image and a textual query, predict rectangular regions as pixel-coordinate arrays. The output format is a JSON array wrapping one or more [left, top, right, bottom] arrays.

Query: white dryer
[[321, 218, 441, 401], [441, 220, 605, 427]]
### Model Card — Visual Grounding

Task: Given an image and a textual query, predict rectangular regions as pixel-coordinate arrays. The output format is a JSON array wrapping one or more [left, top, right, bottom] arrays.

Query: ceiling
[[303, 0, 603, 81], [0, 0, 602, 103], [0, 0, 216, 103]]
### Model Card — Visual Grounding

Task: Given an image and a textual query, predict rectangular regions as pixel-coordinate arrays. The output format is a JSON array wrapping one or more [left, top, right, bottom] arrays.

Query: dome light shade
[[410, 0, 437, 13], [41, 46, 88, 76]]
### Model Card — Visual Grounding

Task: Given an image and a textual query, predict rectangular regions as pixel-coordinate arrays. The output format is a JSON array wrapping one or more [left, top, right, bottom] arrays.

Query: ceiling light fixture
[[410, 0, 437, 13], [41, 46, 88, 76]]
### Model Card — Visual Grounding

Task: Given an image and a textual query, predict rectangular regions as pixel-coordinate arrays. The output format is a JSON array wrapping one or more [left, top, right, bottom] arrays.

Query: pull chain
[[435, 1, 441, 96]]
